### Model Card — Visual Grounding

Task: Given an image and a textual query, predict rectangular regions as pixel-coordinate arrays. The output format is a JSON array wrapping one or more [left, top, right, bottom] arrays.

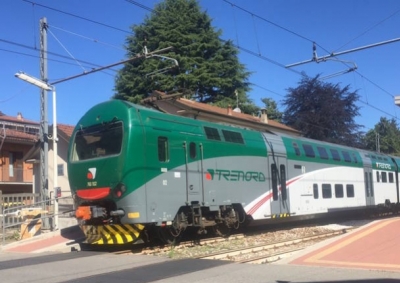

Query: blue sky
[[1, 0, 400, 133]]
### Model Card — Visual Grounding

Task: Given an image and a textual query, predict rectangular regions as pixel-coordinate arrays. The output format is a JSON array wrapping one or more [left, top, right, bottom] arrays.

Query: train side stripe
[[247, 176, 301, 216]]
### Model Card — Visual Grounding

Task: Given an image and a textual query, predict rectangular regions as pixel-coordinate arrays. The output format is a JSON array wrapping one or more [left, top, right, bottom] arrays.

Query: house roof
[[150, 91, 300, 135], [3, 128, 38, 143], [0, 113, 39, 126], [57, 123, 74, 138]]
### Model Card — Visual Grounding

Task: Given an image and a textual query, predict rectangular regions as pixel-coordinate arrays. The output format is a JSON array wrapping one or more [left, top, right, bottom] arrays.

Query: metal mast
[[40, 17, 49, 229]]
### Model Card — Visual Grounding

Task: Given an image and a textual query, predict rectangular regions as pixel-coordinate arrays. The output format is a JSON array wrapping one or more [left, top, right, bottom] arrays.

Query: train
[[67, 99, 400, 244]]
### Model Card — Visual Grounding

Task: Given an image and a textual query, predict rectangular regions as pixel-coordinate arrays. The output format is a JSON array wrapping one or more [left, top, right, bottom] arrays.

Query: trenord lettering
[[376, 162, 391, 170], [207, 169, 266, 182]]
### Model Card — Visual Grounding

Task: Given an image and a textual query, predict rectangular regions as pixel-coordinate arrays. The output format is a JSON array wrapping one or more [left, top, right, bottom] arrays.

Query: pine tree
[[114, 0, 253, 107]]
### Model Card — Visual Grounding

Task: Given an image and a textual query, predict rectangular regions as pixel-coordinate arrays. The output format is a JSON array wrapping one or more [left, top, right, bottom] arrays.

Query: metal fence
[[0, 190, 74, 245]]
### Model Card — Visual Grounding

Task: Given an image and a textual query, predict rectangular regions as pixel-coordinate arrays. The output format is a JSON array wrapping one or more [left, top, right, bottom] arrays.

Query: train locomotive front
[[68, 100, 150, 244]]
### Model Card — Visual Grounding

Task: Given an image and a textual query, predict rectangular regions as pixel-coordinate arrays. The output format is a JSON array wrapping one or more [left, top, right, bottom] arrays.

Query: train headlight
[[113, 183, 127, 198]]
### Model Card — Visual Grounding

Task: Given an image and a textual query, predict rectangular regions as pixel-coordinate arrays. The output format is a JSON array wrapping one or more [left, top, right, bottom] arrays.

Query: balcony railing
[[0, 168, 33, 183]]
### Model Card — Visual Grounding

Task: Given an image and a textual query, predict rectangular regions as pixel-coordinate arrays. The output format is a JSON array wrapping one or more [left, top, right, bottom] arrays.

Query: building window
[[57, 164, 64, 176]]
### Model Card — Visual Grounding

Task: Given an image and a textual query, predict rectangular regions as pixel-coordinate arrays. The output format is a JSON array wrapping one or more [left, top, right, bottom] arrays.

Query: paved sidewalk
[[1, 223, 83, 254], [288, 216, 400, 272]]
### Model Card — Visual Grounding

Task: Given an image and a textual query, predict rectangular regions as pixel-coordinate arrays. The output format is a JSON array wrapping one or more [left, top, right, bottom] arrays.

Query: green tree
[[114, 0, 254, 109], [282, 75, 363, 146], [261, 98, 283, 122], [363, 117, 400, 155]]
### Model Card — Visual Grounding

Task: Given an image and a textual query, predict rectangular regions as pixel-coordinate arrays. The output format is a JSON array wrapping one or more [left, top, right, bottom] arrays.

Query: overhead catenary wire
[[49, 25, 126, 52], [47, 28, 87, 73], [333, 7, 400, 52], [0, 38, 119, 73]]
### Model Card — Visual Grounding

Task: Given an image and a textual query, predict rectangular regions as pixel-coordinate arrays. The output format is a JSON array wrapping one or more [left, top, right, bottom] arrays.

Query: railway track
[[196, 228, 355, 264], [83, 217, 369, 259]]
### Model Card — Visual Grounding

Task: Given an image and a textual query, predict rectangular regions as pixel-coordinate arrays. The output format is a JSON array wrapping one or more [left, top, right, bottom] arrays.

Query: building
[[0, 112, 39, 194], [148, 91, 300, 136], [24, 123, 74, 199], [0, 111, 74, 199]]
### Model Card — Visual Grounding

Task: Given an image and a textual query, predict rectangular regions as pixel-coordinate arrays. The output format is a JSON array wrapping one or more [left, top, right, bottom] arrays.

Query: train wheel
[[157, 226, 182, 245], [212, 223, 231, 238]]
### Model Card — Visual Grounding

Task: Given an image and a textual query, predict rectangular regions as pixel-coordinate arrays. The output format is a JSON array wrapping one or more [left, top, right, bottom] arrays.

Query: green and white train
[[68, 100, 400, 244]]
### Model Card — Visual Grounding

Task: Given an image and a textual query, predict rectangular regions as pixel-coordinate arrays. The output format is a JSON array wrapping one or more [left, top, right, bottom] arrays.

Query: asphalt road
[[0, 251, 399, 283]]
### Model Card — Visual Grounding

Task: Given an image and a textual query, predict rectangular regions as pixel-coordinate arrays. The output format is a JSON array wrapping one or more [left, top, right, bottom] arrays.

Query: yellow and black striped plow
[[80, 224, 145, 244], [271, 213, 290, 219]]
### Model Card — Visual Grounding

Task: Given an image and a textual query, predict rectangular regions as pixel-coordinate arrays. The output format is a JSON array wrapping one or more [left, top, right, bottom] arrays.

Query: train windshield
[[71, 121, 123, 161]]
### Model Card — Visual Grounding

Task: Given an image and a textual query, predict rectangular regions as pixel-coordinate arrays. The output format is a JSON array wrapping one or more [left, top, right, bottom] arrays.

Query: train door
[[269, 156, 290, 216], [262, 133, 290, 217], [364, 166, 375, 206], [183, 141, 203, 205]]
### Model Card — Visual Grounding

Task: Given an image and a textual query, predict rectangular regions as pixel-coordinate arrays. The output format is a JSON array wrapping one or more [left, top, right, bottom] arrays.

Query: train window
[[389, 172, 394, 183], [352, 153, 358, 163], [294, 164, 302, 169], [204, 127, 221, 141], [280, 165, 287, 200], [322, 184, 332, 199], [302, 144, 315, 158], [271, 164, 278, 201], [222, 130, 244, 144], [330, 149, 341, 161], [335, 184, 344, 198], [346, 184, 355, 198], [313, 184, 319, 199], [377, 156, 383, 160], [158, 137, 169, 162], [381, 172, 387, 183], [341, 151, 351, 163], [317, 147, 329, 159], [376, 171, 380, 182], [189, 142, 196, 159], [71, 121, 123, 161], [371, 155, 377, 159], [292, 142, 301, 156]]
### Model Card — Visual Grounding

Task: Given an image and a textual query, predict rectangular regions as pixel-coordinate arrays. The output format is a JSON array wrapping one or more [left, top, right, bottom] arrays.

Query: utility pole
[[39, 17, 50, 229]]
